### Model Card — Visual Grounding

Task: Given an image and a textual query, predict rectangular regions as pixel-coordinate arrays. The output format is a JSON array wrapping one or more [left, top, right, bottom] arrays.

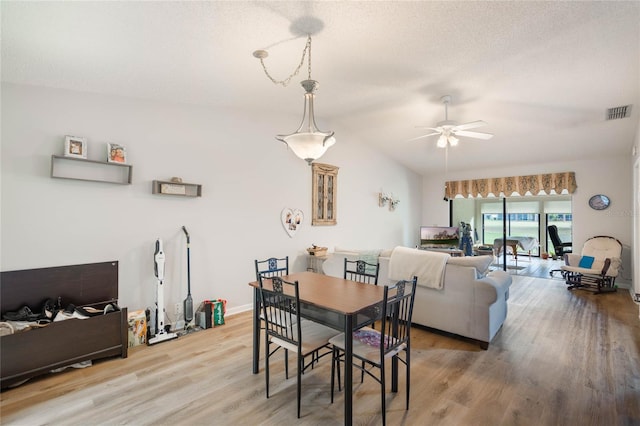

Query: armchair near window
[[561, 236, 622, 293], [548, 225, 572, 277], [548, 225, 572, 257]]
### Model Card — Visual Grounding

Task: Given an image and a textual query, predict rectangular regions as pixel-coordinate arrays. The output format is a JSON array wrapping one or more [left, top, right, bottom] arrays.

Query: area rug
[[491, 264, 526, 271], [506, 265, 527, 270]]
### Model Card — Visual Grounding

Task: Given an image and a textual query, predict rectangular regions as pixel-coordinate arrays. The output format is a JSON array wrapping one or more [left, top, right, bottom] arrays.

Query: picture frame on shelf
[[107, 143, 127, 164], [64, 135, 87, 159]]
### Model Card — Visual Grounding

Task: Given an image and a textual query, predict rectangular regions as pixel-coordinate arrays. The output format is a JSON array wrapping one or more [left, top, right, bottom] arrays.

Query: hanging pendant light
[[254, 35, 335, 165], [276, 79, 335, 164]]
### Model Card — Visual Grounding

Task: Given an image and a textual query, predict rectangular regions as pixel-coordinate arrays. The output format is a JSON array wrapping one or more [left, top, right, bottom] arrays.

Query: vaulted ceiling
[[2, 1, 638, 175]]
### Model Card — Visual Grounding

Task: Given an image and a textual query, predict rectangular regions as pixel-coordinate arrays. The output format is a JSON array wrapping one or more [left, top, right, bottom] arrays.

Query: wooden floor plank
[[1, 273, 639, 425]]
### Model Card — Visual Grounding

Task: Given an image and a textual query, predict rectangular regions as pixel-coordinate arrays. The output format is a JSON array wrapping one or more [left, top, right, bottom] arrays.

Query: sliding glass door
[[482, 213, 541, 256], [453, 195, 572, 257]]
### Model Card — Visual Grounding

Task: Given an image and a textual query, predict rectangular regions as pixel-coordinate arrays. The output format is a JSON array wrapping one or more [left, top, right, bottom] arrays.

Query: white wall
[[423, 156, 634, 286], [1, 83, 422, 317], [632, 123, 640, 304]]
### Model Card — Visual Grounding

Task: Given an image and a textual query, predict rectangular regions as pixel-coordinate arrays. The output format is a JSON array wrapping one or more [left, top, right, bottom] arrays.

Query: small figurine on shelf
[[459, 222, 473, 256]]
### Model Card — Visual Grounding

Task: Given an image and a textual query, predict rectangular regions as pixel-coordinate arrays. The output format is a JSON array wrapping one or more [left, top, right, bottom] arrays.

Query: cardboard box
[[127, 309, 147, 347]]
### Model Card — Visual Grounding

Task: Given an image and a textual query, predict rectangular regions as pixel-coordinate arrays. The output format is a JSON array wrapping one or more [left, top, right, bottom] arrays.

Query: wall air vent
[[606, 104, 632, 120]]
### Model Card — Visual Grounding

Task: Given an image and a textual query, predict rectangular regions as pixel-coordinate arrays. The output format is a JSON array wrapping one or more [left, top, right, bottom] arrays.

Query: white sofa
[[322, 247, 512, 349]]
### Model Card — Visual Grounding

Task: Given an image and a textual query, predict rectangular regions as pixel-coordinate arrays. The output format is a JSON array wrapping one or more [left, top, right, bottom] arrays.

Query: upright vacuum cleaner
[[148, 238, 178, 345], [182, 226, 194, 325]]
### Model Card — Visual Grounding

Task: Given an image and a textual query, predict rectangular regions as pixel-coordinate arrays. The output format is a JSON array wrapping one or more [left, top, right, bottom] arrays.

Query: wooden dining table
[[249, 271, 387, 426]]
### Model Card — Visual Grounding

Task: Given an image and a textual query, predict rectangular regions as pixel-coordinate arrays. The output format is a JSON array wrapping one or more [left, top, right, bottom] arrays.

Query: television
[[420, 226, 460, 249]]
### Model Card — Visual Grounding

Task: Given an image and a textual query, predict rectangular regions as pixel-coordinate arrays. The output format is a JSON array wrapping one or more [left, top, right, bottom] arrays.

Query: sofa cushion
[[446, 255, 493, 277], [333, 247, 360, 256], [334, 248, 382, 273], [334, 247, 382, 258]]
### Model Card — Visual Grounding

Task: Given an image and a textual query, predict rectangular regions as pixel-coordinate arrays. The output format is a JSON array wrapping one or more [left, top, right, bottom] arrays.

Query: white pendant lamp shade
[[276, 79, 335, 164], [255, 36, 335, 165]]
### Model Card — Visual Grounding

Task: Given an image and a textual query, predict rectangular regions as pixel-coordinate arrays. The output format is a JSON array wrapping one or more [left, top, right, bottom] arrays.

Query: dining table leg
[[252, 287, 260, 374], [344, 314, 353, 426]]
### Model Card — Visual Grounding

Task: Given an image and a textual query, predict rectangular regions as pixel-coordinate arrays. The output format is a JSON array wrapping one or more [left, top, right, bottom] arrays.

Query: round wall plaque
[[588, 194, 610, 210]]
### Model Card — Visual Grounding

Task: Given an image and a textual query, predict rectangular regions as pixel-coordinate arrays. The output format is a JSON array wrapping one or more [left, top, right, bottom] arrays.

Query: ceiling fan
[[409, 95, 493, 147]]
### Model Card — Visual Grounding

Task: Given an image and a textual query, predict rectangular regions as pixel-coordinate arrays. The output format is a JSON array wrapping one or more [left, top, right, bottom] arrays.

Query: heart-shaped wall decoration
[[281, 208, 304, 238]]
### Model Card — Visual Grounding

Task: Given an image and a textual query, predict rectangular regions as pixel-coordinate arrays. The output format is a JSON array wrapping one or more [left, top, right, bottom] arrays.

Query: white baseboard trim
[[225, 303, 252, 317]]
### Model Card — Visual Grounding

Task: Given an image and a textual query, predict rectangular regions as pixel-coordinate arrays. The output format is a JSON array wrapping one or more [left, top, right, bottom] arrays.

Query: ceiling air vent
[[606, 104, 632, 120]]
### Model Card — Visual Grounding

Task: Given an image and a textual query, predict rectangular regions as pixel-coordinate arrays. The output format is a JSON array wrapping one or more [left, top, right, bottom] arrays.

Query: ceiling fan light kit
[[411, 95, 494, 147]]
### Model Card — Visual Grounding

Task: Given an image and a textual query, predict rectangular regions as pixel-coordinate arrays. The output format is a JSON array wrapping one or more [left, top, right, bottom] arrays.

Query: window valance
[[445, 171, 577, 199]]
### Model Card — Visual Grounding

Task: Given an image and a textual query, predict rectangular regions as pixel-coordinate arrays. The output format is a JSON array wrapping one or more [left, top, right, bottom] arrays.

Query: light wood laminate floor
[[1, 275, 639, 425]]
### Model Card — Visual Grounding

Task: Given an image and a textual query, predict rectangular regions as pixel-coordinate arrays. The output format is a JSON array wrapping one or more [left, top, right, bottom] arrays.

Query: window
[[453, 195, 572, 257], [482, 213, 541, 256]]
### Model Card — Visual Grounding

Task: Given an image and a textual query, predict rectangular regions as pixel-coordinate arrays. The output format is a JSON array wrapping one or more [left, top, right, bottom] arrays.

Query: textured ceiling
[[2, 1, 639, 175]]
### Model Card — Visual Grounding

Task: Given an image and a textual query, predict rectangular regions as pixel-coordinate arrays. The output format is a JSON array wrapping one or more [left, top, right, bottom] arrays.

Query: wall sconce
[[389, 198, 400, 211], [378, 192, 399, 211], [379, 192, 391, 207]]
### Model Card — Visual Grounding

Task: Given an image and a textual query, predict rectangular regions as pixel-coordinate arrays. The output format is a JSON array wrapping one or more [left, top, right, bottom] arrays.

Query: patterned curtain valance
[[445, 171, 577, 199]]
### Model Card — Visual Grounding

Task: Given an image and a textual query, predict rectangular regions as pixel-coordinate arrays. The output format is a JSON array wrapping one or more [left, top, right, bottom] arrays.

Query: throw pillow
[[578, 255, 595, 268]]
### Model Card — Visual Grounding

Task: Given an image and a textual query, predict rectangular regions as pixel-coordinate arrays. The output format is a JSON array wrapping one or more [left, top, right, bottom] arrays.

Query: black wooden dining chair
[[343, 258, 380, 285], [344, 257, 381, 362], [329, 277, 418, 426], [254, 256, 290, 374], [255, 256, 289, 280], [258, 275, 337, 418]]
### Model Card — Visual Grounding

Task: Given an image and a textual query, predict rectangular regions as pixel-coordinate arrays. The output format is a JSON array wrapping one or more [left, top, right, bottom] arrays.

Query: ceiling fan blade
[[406, 132, 441, 142], [455, 130, 494, 140], [455, 120, 487, 131]]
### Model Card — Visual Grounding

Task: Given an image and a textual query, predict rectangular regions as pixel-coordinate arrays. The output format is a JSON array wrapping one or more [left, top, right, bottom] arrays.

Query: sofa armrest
[[475, 270, 512, 305]]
